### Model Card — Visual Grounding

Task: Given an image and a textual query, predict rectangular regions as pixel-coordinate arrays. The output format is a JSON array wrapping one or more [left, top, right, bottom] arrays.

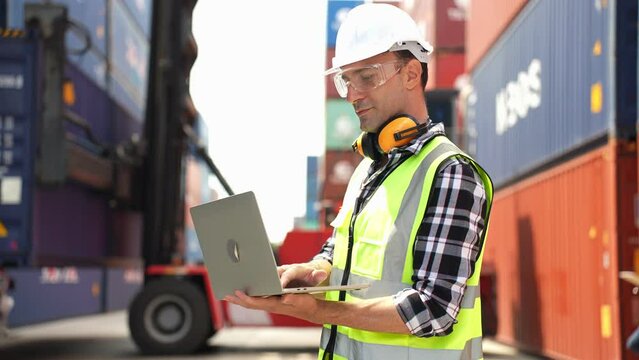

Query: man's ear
[[403, 59, 422, 91]]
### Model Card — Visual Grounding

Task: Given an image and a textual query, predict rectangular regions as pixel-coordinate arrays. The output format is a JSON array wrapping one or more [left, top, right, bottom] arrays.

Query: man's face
[[341, 52, 408, 133]]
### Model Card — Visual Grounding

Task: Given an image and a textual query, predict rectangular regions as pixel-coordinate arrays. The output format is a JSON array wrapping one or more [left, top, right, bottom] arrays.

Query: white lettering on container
[[495, 59, 542, 135], [0, 74, 23, 90]]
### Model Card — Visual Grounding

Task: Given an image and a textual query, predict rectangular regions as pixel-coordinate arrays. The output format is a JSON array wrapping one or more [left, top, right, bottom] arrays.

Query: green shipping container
[[325, 99, 360, 150]]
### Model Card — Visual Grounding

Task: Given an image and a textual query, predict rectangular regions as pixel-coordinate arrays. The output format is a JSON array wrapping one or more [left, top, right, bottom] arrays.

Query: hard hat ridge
[[326, 3, 433, 75]]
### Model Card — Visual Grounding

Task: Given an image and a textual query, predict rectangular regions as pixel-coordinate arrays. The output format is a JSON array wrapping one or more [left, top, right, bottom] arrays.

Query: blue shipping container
[[108, 0, 149, 122], [104, 267, 143, 312], [466, 0, 637, 187], [0, 37, 36, 266], [7, 0, 109, 88], [121, 0, 152, 39], [6, 0, 152, 122], [7, 267, 103, 326], [326, 0, 363, 48], [306, 156, 319, 228]]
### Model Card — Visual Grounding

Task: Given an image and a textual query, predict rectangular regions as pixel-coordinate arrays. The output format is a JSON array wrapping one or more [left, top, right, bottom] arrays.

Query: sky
[[191, 1, 329, 244]]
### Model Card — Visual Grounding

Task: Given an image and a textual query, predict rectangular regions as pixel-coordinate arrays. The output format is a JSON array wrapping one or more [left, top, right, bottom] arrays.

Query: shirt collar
[[397, 121, 446, 155]]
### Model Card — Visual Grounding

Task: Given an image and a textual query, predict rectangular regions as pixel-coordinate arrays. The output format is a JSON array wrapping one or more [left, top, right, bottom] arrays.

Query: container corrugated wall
[[326, 0, 362, 48], [321, 150, 361, 202], [326, 99, 360, 150], [466, 0, 638, 187], [465, 0, 528, 72], [0, 37, 36, 265], [2, 1, 153, 266], [305, 156, 320, 229], [484, 142, 637, 359], [399, 0, 466, 89], [108, 0, 150, 122], [325, 47, 339, 99]]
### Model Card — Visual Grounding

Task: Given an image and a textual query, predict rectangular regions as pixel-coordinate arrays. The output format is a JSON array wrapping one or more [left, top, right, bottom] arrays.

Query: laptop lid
[[190, 191, 369, 298]]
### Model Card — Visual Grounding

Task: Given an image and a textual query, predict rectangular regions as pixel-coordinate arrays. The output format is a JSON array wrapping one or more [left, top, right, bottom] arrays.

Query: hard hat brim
[[324, 40, 433, 77]]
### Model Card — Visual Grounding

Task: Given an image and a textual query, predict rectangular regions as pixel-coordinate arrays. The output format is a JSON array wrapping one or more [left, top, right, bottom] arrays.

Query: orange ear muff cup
[[352, 134, 365, 157], [377, 116, 418, 153], [351, 114, 426, 160]]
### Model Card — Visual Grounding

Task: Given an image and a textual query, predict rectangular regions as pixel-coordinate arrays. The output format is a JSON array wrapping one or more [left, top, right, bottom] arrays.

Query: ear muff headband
[[351, 114, 429, 160]]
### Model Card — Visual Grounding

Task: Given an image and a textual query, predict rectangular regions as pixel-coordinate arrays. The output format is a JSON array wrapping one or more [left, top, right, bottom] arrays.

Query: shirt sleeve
[[393, 156, 488, 337], [313, 235, 335, 264]]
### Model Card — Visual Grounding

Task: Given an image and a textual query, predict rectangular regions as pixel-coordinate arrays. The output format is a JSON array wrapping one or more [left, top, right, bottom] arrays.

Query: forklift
[[126, 0, 329, 354]]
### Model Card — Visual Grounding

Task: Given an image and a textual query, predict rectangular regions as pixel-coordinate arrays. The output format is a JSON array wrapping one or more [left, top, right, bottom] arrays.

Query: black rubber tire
[[128, 278, 213, 355]]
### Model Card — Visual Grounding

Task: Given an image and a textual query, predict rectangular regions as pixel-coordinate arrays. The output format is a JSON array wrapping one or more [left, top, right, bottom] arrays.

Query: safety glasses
[[332, 60, 405, 98]]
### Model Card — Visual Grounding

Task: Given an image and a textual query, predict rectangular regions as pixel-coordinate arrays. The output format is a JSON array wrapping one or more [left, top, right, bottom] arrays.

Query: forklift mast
[[142, 0, 198, 266]]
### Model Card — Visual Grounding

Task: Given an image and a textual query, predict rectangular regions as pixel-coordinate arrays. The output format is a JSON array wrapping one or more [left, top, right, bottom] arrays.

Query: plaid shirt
[[314, 122, 488, 338]]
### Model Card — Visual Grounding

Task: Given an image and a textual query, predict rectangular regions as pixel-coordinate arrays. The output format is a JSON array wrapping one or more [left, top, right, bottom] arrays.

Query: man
[[224, 3, 493, 359]]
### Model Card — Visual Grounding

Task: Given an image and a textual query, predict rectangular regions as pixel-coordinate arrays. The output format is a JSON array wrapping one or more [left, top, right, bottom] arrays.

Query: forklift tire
[[128, 278, 213, 355]]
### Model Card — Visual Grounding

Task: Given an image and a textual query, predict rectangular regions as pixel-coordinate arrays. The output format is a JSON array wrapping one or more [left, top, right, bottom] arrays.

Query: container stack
[[0, 0, 152, 326], [184, 116, 213, 265], [463, 1, 638, 359], [320, 0, 363, 228]]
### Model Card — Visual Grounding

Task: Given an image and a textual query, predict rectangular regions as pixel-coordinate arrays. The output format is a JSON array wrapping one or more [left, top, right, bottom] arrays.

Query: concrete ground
[[0, 311, 547, 359]]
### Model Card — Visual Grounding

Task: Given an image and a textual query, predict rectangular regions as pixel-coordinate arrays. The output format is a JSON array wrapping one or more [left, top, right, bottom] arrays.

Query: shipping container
[[104, 266, 143, 311], [108, 0, 150, 122], [7, 0, 109, 89], [483, 141, 637, 360], [305, 156, 320, 229], [1, 0, 154, 327], [184, 116, 212, 265], [121, 0, 152, 39], [326, 98, 360, 150], [426, 51, 465, 90], [465, 0, 528, 72], [6, 267, 103, 326], [325, 47, 340, 99], [6, 0, 150, 122], [426, 89, 460, 145], [326, 0, 363, 48], [65, 62, 112, 146], [466, 0, 637, 187], [0, 37, 36, 267], [399, 0, 466, 51], [321, 150, 362, 202], [466, 1, 639, 358]]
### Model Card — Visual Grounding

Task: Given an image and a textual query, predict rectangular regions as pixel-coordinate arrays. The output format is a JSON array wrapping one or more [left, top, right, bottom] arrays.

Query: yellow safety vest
[[319, 135, 494, 360]]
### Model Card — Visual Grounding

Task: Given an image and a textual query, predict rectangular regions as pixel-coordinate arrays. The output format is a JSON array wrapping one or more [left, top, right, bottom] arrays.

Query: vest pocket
[[351, 236, 385, 279]]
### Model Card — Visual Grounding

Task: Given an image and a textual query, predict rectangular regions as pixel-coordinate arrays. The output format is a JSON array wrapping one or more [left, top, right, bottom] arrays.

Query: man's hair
[[394, 50, 428, 88]]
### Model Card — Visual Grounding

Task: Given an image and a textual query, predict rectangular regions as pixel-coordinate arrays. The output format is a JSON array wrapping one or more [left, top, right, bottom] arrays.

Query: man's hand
[[223, 291, 322, 323], [277, 260, 331, 288]]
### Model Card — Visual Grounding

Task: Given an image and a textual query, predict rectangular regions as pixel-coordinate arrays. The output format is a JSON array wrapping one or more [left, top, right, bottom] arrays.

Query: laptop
[[190, 191, 369, 298]]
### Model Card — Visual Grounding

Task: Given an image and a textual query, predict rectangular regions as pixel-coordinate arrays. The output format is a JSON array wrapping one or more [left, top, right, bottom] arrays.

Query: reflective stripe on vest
[[321, 135, 494, 360], [319, 332, 484, 360], [329, 267, 481, 309]]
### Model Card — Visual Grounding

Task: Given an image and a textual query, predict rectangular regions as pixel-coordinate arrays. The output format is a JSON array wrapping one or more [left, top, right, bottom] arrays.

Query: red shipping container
[[483, 141, 638, 359], [395, 0, 465, 50], [325, 47, 340, 99], [321, 150, 363, 202], [434, 0, 466, 49], [426, 52, 465, 90], [465, 0, 528, 72]]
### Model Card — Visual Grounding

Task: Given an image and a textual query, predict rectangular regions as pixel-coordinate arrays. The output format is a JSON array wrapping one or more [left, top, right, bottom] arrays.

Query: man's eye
[[358, 72, 377, 85]]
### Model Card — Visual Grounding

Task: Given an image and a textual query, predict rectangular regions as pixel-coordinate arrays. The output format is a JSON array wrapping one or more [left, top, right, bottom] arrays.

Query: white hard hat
[[326, 3, 434, 75]]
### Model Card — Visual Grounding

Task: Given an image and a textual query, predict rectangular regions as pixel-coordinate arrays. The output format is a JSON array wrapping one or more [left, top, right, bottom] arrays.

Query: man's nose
[[346, 84, 364, 103]]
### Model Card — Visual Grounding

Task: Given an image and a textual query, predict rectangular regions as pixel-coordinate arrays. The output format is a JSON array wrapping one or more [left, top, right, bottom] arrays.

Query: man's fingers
[[280, 267, 305, 287], [280, 264, 327, 288], [311, 270, 328, 284], [276, 264, 291, 277]]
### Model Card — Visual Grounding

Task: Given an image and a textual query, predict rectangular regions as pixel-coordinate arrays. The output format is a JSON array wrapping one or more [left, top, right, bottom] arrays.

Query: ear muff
[[352, 114, 429, 160], [352, 132, 382, 161]]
